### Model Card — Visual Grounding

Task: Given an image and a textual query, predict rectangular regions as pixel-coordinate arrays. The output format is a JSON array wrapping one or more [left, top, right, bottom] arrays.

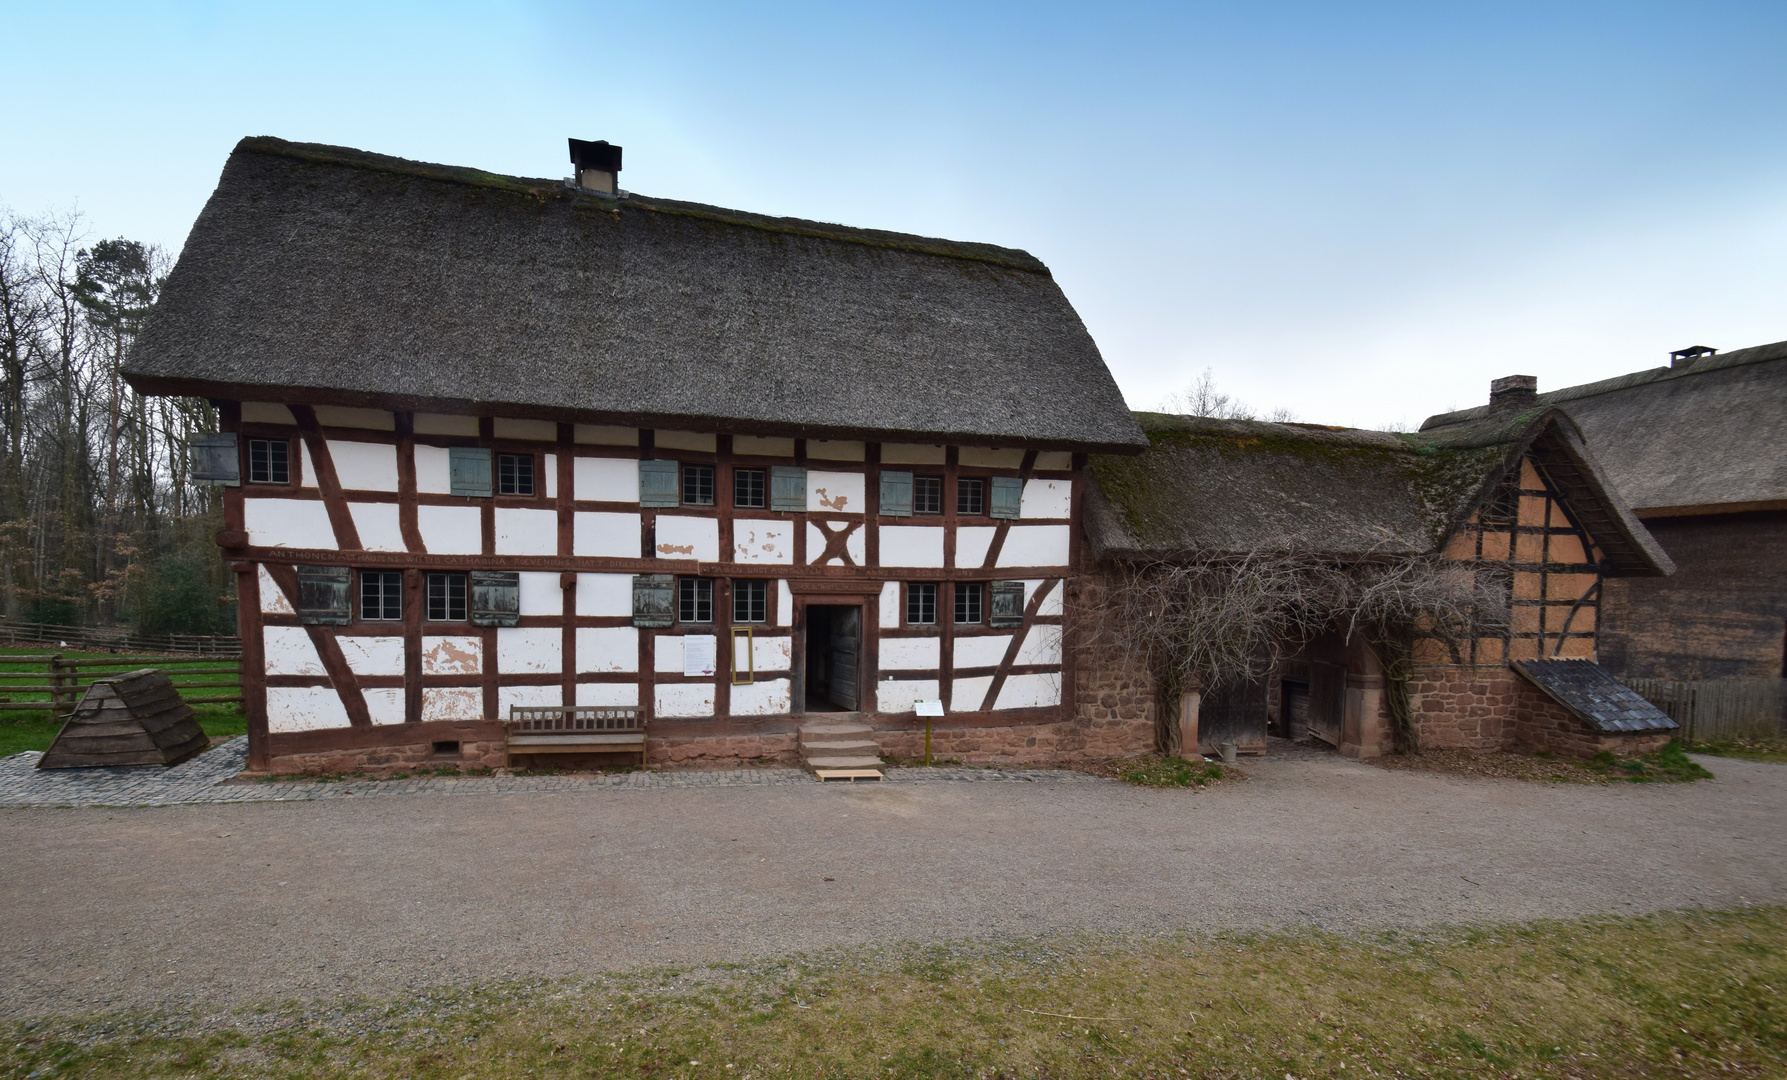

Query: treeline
[[0, 208, 232, 634]]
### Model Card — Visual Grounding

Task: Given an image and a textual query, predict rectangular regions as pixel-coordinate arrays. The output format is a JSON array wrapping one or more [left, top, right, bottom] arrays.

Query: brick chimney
[[1488, 375, 1538, 413], [568, 138, 622, 194]]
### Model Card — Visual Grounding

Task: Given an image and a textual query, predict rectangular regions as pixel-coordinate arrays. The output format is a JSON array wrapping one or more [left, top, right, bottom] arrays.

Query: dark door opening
[[804, 605, 861, 713]]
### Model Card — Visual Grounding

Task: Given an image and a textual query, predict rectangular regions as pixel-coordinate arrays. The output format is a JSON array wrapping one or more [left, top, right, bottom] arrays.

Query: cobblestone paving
[[0, 737, 1100, 807]]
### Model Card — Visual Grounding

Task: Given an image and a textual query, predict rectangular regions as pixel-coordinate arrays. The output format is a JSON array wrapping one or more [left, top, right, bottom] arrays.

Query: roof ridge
[[234, 136, 1049, 274]]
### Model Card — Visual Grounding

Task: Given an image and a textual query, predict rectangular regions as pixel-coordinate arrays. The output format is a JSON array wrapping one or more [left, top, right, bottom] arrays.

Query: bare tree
[[1158, 367, 1296, 423]]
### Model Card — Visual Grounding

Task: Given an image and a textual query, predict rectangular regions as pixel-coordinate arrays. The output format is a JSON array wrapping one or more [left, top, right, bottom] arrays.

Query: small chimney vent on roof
[[1669, 345, 1717, 368], [569, 138, 622, 195], [1488, 374, 1538, 414]]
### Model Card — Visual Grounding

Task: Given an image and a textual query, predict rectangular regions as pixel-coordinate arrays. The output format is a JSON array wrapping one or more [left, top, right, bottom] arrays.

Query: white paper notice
[[915, 699, 945, 717], [683, 634, 717, 677]]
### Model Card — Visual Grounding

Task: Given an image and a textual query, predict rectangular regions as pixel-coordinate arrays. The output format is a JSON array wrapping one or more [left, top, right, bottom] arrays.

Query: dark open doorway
[[803, 605, 861, 713]]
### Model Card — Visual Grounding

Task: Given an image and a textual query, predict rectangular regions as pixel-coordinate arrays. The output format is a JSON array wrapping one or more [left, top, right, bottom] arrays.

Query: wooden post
[[48, 654, 66, 716], [1178, 689, 1201, 760]]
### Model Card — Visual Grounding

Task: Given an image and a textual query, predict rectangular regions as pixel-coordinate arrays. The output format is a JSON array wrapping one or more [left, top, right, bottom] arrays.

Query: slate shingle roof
[[1513, 659, 1679, 733]]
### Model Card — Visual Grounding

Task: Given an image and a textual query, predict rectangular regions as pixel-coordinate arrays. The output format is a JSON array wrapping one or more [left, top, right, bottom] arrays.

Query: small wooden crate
[[505, 706, 647, 768]]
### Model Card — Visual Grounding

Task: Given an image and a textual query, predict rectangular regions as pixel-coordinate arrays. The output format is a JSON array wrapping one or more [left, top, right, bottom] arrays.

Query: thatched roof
[[124, 137, 1145, 452], [1086, 409, 1671, 575], [1420, 340, 1787, 514]]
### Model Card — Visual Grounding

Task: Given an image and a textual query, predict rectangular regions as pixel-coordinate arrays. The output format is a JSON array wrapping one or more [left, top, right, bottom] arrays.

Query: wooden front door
[[1306, 662, 1346, 745], [828, 606, 861, 711]]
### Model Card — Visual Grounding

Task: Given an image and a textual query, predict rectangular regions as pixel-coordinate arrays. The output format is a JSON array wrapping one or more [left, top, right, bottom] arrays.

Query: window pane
[[682, 464, 715, 506], [733, 579, 767, 623], [498, 453, 535, 496], [247, 439, 289, 484], [362, 571, 403, 621], [678, 577, 713, 622], [913, 476, 942, 515], [427, 573, 466, 621], [734, 468, 765, 508], [953, 582, 982, 624], [957, 478, 984, 516], [907, 582, 937, 625]]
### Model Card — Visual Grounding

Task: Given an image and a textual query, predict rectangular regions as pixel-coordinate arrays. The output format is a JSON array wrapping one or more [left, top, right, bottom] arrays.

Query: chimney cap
[[568, 138, 622, 174], [1488, 374, 1539, 413], [1669, 345, 1716, 367]]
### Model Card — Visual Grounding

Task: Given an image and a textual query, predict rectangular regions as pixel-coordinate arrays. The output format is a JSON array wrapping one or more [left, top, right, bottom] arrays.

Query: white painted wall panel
[[245, 498, 336, 549], [576, 573, 633, 616], [878, 581, 900, 628], [258, 565, 294, 614], [576, 627, 638, 672], [364, 687, 407, 725], [414, 444, 452, 494], [313, 406, 394, 430], [418, 505, 483, 555], [807, 470, 865, 513], [954, 634, 1013, 669], [751, 635, 792, 672], [241, 402, 295, 424], [518, 571, 563, 616], [655, 682, 715, 718], [805, 523, 864, 566], [733, 435, 794, 457], [731, 678, 791, 716], [994, 672, 1061, 710], [1015, 625, 1063, 666], [878, 678, 940, 713], [1020, 478, 1072, 519], [880, 636, 940, 670], [654, 636, 685, 673], [574, 456, 637, 502], [1034, 451, 1073, 471], [264, 626, 326, 676], [328, 440, 399, 491], [494, 417, 556, 441], [543, 454, 558, 498], [997, 525, 1071, 568], [574, 424, 636, 445], [881, 443, 946, 465], [576, 682, 641, 706], [421, 635, 482, 675], [574, 512, 642, 557], [422, 687, 482, 721], [348, 502, 407, 552], [499, 685, 561, 714], [657, 430, 716, 452], [959, 447, 1024, 468], [337, 635, 405, 677], [413, 413, 478, 436], [951, 675, 993, 712], [498, 627, 561, 674], [777, 581, 793, 626], [495, 508, 558, 555], [955, 526, 996, 570], [1028, 579, 1063, 617], [733, 520, 793, 564], [266, 686, 352, 732], [654, 516, 718, 561], [299, 442, 317, 488], [879, 526, 944, 568]]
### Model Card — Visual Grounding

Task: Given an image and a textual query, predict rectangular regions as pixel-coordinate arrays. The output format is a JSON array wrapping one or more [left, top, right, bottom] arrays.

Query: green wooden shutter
[[879, 470, 913, 517], [989, 580, 1026, 628], [189, 433, 240, 486], [638, 460, 680, 507], [989, 476, 1024, 520], [294, 566, 352, 625], [449, 447, 493, 497], [469, 570, 521, 627], [770, 466, 807, 512], [632, 574, 675, 627]]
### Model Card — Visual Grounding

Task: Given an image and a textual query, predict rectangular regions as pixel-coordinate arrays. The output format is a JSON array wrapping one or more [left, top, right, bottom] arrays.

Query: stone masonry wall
[[1407, 665, 1519, 752], [266, 738, 507, 776]]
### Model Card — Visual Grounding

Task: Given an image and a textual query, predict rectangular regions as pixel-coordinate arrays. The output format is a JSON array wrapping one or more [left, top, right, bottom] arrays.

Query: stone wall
[[1504, 678, 1673, 759], [1406, 665, 1519, 752], [266, 738, 507, 776]]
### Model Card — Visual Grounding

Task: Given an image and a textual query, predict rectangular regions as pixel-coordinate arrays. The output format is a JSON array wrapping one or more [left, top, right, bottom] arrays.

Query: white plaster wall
[[1021, 478, 1072, 519], [575, 456, 638, 502], [364, 687, 407, 725], [881, 443, 946, 465], [576, 682, 641, 706], [1015, 625, 1063, 666], [952, 675, 994, 712], [266, 686, 353, 732], [655, 516, 718, 561], [496, 508, 558, 555], [518, 572, 563, 616], [574, 424, 636, 445], [299, 443, 317, 488], [657, 430, 716, 452], [731, 678, 791, 716], [414, 413, 479, 436], [997, 525, 1070, 568], [413, 445, 452, 494], [959, 447, 1024, 468], [418, 505, 483, 555], [654, 636, 687, 673], [733, 435, 794, 457], [258, 565, 294, 614], [994, 672, 1061, 710], [328, 441, 399, 491], [954, 635, 1013, 669], [777, 581, 793, 626], [809, 440, 865, 461], [877, 678, 940, 713], [878, 581, 900, 628], [246, 498, 336, 549], [494, 417, 556, 441], [751, 635, 792, 672], [499, 685, 561, 714], [574, 512, 642, 558], [314, 406, 394, 430], [655, 683, 716, 718], [241, 402, 295, 424], [577, 573, 633, 616], [337, 635, 405, 677], [806, 523, 864, 566], [498, 627, 561, 673], [1027, 579, 1063, 617], [1034, 451, 1073, 471], [878, 526, 943, 568], [422, 687, 483, 721], [807, 470, 865, 513], [576, 627, 638, 672], [733, 520, 793, 564], [544, 454, 558, 498], [880, 637, 941, 670], [264, 626, 326, 676], [956, 526, 996, 570], [348, 502, 407, 552], [421, 636, 482, 675]]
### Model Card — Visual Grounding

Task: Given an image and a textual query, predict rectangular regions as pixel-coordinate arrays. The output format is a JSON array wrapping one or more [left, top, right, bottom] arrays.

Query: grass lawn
[[4, 907, 1782, 1079], [0, 646, 244, 756], [1687, 739, 1787, 764]]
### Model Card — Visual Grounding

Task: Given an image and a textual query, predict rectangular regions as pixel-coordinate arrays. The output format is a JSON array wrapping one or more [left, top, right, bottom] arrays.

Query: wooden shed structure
[[37, 669, 210, 769]]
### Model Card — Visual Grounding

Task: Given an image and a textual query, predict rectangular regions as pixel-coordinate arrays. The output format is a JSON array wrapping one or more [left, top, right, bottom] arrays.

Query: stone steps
[[799, 717, 884, 780]]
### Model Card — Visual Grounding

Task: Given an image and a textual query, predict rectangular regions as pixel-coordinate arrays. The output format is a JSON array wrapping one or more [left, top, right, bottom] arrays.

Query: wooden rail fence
[[0, 619, 240, 656], [0, 654, 244, 716], [1626, 677, 1786, 744]]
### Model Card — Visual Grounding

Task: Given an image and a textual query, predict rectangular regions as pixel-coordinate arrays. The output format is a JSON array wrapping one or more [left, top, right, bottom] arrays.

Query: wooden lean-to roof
[[37, 670, 209, 769], [1420, 340, 1787, 516], [1085, 409, 1672, 575], [123, 137, 1146, 453]]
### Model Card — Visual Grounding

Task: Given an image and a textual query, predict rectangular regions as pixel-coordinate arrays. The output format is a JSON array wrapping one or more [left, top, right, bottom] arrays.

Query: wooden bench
[[505, 706, 647, 768]]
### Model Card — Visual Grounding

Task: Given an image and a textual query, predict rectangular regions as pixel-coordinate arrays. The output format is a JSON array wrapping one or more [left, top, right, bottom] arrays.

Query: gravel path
[[2, 749, 1783, 1018]]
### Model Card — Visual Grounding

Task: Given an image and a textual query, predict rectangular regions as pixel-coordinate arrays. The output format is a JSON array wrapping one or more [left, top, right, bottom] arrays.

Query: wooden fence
[[1626, 677, 1786, 743], [0, 619, 240, 656], [0, 653, 244, 716]]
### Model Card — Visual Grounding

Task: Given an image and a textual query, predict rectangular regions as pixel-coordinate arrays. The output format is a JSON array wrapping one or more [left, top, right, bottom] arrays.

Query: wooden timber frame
[[219, 404, 1085, 771]]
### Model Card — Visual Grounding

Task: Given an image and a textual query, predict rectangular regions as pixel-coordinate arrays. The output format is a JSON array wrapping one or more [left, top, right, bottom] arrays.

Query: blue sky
[[4, 1, 1784, 428]]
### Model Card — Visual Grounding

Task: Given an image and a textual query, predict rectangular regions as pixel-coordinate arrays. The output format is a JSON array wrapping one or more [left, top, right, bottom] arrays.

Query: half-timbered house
[[123, 137, 1151, 774]]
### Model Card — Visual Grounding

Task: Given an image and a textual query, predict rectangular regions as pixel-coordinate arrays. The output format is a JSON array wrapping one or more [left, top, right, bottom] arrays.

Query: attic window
[[913, 476, 943, 515], [248, 439, 290, 484], [497, 453, 534, 496], [734, 468, 766, 508], [957, 478, 985, 516], [683, 464, 715, 506]]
